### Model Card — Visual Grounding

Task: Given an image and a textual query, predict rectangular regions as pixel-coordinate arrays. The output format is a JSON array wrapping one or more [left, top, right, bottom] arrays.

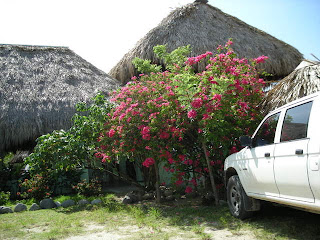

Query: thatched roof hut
[[260, 60, 320, 113], [0, 44, 119, 154], [109, 1, 302, 84]]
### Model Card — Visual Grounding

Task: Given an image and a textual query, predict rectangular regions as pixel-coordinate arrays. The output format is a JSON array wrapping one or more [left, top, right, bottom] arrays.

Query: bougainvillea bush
[[97, 40, 266, 203]]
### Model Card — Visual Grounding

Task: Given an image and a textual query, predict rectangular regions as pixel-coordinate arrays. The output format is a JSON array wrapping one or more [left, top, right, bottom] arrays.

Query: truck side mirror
[[240, 135, 252, 147]]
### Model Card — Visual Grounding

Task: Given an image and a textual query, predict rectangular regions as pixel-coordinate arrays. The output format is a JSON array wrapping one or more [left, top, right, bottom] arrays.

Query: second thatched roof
[[0, 44, 120, 153], [109, 2, 302, 84], [260, 60, 320, 113]]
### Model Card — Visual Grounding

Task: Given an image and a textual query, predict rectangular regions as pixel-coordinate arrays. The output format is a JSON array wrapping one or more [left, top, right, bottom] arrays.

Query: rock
[[164, 189, 174, 197], [219, 200, 227, 206], [0, 206, 13, 214], [55, 201, 61, 208], [78, 199, 90, 206], [202, 192, 215, 206], [122, 195, 133, 204], [165, 195, 175, 201], [142, 193, 154, 200], [40, 199, 56, 209], [186, 191, 199, 199], [14, 203, 27, 212], [91, 199, 102, 205], [61, 199, 75, 208], [29, 203, 41, 211]]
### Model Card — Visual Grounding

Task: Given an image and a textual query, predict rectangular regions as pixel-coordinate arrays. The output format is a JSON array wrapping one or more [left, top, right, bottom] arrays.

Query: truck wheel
[[227, 175, 253, 219]]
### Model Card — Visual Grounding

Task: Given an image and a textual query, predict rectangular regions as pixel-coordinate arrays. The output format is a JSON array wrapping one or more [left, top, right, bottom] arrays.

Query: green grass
[[1, 195, 320, 240]]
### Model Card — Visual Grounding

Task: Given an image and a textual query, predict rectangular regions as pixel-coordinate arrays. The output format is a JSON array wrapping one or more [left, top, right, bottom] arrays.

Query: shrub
[[0, 191, 10, 205], [72, 178, 102, 197], [19, 174, 52, 200]]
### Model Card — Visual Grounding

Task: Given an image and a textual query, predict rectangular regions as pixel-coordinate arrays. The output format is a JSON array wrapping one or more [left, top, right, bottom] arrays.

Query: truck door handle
[[265, 153, 270, 157], [295, 149, 303, 155]]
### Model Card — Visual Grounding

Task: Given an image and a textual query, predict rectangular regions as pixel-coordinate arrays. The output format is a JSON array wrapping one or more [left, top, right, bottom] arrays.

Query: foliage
[[0, 191, 10, 205], [97, 40, 266, 201], [0, 152, 29, 195], [26, 93, 112, 174], [24, 94, 112, 197], [72, 178, 102, 197], [18, 174, 52, 200]]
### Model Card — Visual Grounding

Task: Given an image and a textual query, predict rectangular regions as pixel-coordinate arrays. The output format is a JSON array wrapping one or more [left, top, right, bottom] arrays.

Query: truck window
[[252, 112, 280, 147], [280, 101, 313, 142]]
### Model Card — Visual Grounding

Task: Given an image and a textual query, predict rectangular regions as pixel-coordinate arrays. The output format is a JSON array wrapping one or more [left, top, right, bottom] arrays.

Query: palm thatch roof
[[0, 44, 120, 154], [260, 60, 320, 113], [109, 2, 302, 84]]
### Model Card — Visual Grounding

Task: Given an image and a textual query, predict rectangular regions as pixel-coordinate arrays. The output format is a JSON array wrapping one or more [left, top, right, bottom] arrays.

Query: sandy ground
[[64, 223, 257, 240]]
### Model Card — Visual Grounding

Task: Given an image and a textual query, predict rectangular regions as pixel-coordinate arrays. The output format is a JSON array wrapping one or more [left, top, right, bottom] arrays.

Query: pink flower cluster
[[185, 51, 213, 65], [143, 157, 155, 168]]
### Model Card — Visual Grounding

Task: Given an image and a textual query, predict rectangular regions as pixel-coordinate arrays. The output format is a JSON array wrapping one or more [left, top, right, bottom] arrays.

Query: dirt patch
[[65, 224, 257, 240]]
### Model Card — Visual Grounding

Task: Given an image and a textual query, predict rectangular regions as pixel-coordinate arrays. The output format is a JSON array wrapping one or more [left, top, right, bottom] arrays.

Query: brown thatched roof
[[0, 44, 120, 153], [109, 2, 302, 84], [260, 60, 320, 113]]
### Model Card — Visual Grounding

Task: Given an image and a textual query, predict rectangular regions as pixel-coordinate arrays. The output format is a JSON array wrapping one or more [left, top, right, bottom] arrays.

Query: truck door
[[243, 112, 280, 197], [274, 101, 315, 203]]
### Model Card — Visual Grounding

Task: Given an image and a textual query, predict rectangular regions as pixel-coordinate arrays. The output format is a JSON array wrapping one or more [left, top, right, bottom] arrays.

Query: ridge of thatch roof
[[0, 44, 120, 153], [260, 61, 320, 113], [109, 2, 302, 84]]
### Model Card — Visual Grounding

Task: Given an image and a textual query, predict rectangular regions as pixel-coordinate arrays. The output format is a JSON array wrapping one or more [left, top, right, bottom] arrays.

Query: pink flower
[[191, 98, 203, 109], [212, 94, 222, 101], [159, 131, 170, 139], [143, 157, 155, 168], [168, 158, 174, 164], [254, 55, 269, 63], [185, 186, 193, 193], [142, 126, 150, 135], [187, 109, 197, 119], [175, 179, 183, 186], [108, 129, 116, 138], [190, 178, 198, 186], [230, 146, 238, 154], [202, 114, 209, 120], [145, 146, 152, 150]]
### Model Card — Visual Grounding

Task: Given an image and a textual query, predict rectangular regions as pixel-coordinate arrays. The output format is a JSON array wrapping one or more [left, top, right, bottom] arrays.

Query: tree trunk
[[202, 141, 219, 206], [154, 160, 161, 203]]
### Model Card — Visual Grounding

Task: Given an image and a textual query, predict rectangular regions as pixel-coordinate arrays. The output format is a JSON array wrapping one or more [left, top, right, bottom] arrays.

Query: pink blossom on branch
[[185, 186, 193, 193], [143, 157, 155, 168], [187, 109, 197, 119]]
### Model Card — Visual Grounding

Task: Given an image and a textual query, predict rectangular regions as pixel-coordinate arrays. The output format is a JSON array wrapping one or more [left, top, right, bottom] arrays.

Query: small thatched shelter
[[109, 1, 302, 84], [260, 60, 320, 113], [0, 44, 120, 154]]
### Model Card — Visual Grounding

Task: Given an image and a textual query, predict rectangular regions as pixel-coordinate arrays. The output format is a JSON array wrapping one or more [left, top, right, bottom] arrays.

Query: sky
[[0, 0, 319, 73]]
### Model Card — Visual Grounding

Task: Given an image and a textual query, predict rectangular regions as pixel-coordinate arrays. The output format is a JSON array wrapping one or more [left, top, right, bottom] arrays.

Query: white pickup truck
[[224, 91, 320, 219]]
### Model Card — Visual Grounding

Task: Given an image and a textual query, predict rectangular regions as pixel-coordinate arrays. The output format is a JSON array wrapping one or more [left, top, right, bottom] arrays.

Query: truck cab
[[224, 91, 320, 219]]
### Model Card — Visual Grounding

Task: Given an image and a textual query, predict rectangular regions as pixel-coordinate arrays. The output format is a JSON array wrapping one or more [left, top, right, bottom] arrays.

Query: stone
[[61, 199, 75, 208], [29, 203, 41, 211], [0, 206, 13, 214], [55, 201, 61, 208], [40, 199, 56, 209], [186, 191, 198, 199], [122, 196, 133, 204], [78, 199, 90, 206], [14, 203, 27, 212], [202, 192, 215, 206], [165, 195, 175, 201], [219, 200, 227, 206], [91, 199, 102, 205], [164, 189, 173, 197], [142, 193, 154, 200]]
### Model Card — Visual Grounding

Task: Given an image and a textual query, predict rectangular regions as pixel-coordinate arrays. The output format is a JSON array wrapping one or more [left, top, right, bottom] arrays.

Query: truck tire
[[227, 175, 253, 219]]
